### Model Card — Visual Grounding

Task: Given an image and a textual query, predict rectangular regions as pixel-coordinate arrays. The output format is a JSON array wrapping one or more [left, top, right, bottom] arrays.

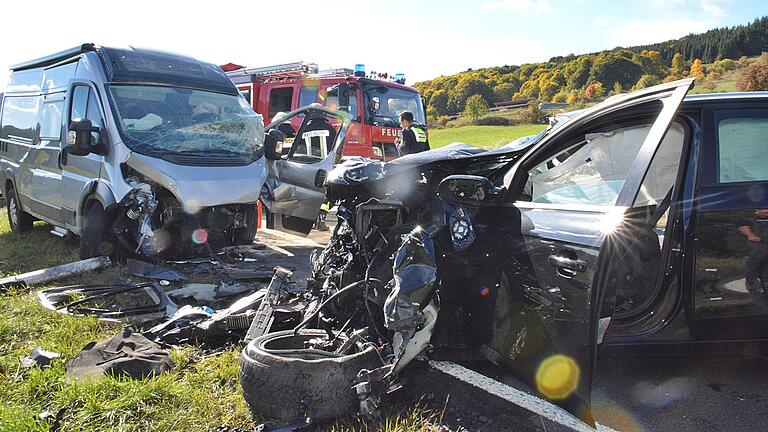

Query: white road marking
[[428, 360, 619, 432]]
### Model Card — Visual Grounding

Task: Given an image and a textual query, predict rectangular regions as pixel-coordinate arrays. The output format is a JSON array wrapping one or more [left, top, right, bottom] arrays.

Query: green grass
[[429, 124, 546, 149], [0, 212, 442, 432], [688, 68, 740, 95]]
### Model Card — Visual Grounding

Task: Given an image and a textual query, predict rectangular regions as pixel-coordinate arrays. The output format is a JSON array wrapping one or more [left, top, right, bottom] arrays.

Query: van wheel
[[230, 204, 258, 245], [79, 202, 112, 259], [6, 185, 33, 232]]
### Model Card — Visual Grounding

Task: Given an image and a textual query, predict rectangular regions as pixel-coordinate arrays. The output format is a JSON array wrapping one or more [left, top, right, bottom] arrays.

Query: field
[[429, 124, 546, 149], [0, 212, 440, 432]]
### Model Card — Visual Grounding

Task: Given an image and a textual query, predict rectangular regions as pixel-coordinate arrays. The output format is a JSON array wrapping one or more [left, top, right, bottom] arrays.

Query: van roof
[[10, 44, 238, 96]]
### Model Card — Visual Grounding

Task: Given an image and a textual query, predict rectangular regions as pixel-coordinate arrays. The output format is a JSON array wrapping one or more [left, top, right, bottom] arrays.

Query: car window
[[268, 87, 293, 119], [524, 123, 655, 206], [40, 97, 64, 140], [717, 117, 768, 183], [298, 86, 317, 108], [633, 122, 686, 208], [70, 86, 89, 121], [288, 112, 340, 164], [0, 95, 41, 144]]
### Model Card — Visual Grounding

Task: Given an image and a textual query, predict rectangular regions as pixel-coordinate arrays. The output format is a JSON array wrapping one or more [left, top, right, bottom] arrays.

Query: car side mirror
[[438, 175, 498, 207], [67, 119, 99, 156], [264, 128, 286, 160]]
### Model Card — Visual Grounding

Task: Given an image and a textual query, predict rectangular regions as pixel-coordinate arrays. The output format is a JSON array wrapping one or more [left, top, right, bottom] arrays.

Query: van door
[[265, 106, 348, 235], [60, 82, 106, 229], [487, 79, 693, 427], [689, 106, 768, 340]]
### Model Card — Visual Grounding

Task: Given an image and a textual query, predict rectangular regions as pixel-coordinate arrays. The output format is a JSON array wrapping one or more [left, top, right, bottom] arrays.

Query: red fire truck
[[222, 61, 426, 160]]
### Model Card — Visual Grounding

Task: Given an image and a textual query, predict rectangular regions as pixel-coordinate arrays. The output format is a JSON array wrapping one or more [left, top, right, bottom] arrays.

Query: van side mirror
[[264, 128, 286, 160], [67, 119, 99, 156]]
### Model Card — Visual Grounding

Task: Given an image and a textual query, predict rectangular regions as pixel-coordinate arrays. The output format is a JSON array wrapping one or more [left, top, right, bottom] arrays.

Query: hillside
[[415, 17, 768, 119]]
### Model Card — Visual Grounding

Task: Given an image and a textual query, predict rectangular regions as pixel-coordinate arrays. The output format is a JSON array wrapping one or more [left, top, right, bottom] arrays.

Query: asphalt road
[[257, 217, 768, 432], [593, 354, 768, 432]]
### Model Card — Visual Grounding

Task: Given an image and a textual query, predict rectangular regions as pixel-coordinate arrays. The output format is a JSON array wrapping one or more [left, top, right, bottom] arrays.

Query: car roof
[[683, 91, 768, 104]]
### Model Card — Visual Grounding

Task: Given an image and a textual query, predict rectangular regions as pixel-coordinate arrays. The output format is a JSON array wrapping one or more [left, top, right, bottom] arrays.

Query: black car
[[244, 79, 768, 428]]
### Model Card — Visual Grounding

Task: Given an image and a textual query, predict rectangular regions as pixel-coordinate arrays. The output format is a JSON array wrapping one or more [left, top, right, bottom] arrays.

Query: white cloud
[[481, 0, 551, 14], [699, 0, 727, 17], [609, 18, 717, 47]]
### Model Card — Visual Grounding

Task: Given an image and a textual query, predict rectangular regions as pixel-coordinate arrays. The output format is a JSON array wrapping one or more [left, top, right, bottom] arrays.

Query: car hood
[[327, 141, 535, 188], [125, 152, 268, 212]]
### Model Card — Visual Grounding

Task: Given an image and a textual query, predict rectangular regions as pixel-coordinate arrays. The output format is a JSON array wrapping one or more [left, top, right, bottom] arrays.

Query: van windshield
[[107, 85, 263, 158]]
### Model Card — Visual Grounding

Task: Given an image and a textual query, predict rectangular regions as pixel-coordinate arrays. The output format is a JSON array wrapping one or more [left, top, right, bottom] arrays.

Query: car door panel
[[488, 79, 693, 427], [266, 105, 347, 235]]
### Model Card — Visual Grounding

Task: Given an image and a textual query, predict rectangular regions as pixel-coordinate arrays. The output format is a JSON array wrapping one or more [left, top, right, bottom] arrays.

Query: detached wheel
[[6, 185, 33, 232], [79, 202, 112, 259], [240, 329, 382, 422], [230, 204, 258, 245]]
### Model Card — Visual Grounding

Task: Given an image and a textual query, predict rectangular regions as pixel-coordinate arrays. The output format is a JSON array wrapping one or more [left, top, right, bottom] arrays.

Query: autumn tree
[[612, 82, 622, 94], [583, 82, 605, 100], [671, 53, 687, 76], [464, 94, 489, 120], [737, 62, 768, 91], [428, 89, 450, 116], [632, 74, 661, 90], [690, 59, 706, 80]]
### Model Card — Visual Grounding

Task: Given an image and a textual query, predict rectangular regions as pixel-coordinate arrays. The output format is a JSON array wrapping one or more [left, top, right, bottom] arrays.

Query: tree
[[671, 53, 687, 76], [690, 59, 706, 80], [450, 76, 494, 113], [588, 53, 642, 90], [584, 82, 605, 100], [632, 74, 661, 90], [428, 89, 450, 116], [613, 81, 622, 94], [737, 62, 768, 91], [464, 94, 489, 120]]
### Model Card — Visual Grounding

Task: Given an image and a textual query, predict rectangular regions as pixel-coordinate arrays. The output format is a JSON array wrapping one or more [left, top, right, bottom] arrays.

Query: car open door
[[263, 104, 348, 235], [485, 79, 694, 428]]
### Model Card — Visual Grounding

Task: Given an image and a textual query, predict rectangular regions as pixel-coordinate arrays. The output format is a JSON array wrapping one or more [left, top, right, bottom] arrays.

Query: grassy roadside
[[429, 124, 546, 149], [0, 213, 442, 432]]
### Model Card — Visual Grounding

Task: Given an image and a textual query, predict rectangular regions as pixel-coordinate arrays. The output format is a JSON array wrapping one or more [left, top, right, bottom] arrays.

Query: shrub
[[737, 62, 768, 91], [475, 115, 510, 126], [632, 74, 661, 91]]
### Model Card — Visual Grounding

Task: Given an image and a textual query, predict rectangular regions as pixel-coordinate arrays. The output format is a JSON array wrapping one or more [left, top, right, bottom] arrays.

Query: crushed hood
[[125, 152, 268, 212]]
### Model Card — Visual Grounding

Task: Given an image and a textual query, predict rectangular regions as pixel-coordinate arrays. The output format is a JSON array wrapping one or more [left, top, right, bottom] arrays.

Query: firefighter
[[397, 111, 429, 156]]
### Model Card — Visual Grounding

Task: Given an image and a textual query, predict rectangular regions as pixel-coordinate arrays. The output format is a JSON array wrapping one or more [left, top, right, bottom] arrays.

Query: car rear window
[[717, 117, 768, 183]]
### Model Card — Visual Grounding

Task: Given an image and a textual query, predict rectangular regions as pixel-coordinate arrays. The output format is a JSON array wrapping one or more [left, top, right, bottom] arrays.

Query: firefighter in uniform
[[397, 111, 429, 156]]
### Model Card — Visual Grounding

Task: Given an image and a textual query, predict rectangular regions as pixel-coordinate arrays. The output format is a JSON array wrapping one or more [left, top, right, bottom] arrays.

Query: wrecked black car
[[242, 79, 768, 428]]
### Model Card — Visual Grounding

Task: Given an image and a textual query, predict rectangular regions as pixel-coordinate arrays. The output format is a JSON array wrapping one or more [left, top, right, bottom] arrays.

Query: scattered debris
[[244, 267, 293, 342], [167, 282, 255, 303], [0, 256, 111, 291], [38, 407, 67, 432], [66, 328, 173, 380], [37, 282, 177, 325], [126, 258, 186, 282], [20, 347, 61, 368]]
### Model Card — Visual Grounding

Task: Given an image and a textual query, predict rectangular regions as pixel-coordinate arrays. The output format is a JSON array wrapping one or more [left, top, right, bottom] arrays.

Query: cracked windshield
[[108, 85, 263, 157]]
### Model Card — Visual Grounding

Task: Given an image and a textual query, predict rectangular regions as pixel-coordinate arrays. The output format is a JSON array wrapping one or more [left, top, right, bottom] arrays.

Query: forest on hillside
[[414, 17, 768, 120]]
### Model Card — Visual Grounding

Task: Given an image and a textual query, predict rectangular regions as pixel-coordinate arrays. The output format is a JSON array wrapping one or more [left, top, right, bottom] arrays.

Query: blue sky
[[0, 0, 764, 89]]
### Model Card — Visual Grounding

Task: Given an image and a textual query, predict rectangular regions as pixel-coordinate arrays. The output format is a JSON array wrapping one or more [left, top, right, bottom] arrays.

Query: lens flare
[[535, 354, 580, 400], [191, 228, 208, 245], [480, 286, 490, 297]]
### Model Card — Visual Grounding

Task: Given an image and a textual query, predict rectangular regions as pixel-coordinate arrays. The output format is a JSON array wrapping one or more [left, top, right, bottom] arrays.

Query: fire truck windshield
[[107, 85, 264, 159], [362, 83, 425, 127]]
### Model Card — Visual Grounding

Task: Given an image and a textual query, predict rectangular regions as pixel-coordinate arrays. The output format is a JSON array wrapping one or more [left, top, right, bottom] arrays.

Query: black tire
[[79, 202, 111, 259], [6, 185, 33, 232], [230, 204, 258, 245], [240, 329, 383, 422]]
